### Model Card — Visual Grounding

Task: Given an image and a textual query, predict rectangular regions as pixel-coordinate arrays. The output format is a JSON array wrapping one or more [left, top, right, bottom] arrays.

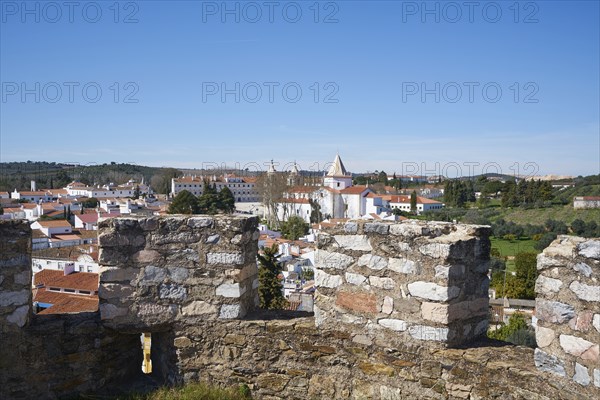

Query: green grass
[[119, 383, 252, 400], [490, 237, 539, 272]]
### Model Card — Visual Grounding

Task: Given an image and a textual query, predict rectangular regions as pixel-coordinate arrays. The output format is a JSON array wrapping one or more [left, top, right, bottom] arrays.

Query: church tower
[[323, 154, 353, 190], [288, 162, 301, 186]]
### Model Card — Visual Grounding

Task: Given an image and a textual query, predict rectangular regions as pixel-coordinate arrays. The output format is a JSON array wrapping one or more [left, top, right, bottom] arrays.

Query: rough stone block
[[536, 299, 575, 324], [364, 223, 389, 235], [535, 326, 555, 348], [408, 325, 449, 342], [219, 304, 243, 319], [315, 270, 343, 288], [99, 303, 128, 320], [419, 243, 451, 259], [407, 281, 460, 302], [334, 235, 373, 251], [358, 254, 388, 270], [534, 348, 566, 377], [378, 318, 407, 331], [573, 363, 590, 386], [335, 291, 377, 313], [369, 276, 395, 290], [182, 301, 217, 316], [206, 253, 244, 265], [573, 262, 592, 278], [315, 249, 354, 270], [578, 240, 600, 259], [388, 257, 419, 274], [559, 334, 595, 357], [569, 281, 600, 302], [389, 223, 423, 238], [594, 369, 600, 388], [535, 275, 562, 294], [345, 272, 367, 286], [594, 314, 600, 333], [6, 305, 29, 327], [216, 282, 245, 298], [536, 254, 564, 270], [381, 296, 393, 314], [0, 290, 29, 307], [344, 222, 358, 233], [159, 284, 187, 301], [187, 216, 213, 228]]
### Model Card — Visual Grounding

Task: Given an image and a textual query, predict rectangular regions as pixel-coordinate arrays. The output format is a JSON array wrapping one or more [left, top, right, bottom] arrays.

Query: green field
[[490, 237, 540, 272], [493, 205, 600, 225]]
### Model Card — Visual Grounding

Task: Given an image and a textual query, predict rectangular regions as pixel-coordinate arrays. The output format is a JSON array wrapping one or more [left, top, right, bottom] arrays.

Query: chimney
[[31, 180, 36, 191]]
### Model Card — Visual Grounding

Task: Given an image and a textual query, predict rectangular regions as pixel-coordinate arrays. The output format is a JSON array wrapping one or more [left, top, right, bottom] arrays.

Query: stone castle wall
[[0, 220, 142, 399], [1, 218, 599, 399], [534, 235, 600, 388], [97, 215, 259, 332], [314, 221, 491, 347]]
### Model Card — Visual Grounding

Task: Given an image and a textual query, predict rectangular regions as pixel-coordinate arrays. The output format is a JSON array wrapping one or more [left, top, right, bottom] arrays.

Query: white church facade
[[276, 154, 444, 223]]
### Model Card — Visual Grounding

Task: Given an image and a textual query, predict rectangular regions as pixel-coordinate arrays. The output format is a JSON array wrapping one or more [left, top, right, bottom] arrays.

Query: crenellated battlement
[[1, 218, 598, 399]]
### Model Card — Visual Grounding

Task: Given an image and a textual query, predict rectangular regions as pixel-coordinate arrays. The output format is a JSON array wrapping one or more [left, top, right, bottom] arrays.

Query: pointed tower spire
[[327, 154, 348, 177]]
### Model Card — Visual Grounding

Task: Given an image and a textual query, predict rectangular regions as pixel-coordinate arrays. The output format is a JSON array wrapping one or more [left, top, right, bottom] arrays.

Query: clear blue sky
[[1, 0, 599, 177]]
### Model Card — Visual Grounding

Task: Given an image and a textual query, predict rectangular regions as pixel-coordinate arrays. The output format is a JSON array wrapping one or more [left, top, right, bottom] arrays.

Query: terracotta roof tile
[[35, 220, 71, 228], [34, 270, 98, 292], [340, 186, 371, 195]]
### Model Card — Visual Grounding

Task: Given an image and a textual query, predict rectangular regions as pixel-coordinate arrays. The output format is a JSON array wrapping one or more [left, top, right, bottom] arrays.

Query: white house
[[74, 214, 99, 230], [573, 196, 600, 209], [32, 246, 99, 274], [11, 190, 52, 202], [276, 154, 372, 223], [171, 174, 259, 202], [31, 220, 72, 237]]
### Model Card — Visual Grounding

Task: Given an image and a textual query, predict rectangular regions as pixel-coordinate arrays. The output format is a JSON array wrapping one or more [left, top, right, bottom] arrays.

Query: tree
[[571, 219, 586, 235], [257, 245, 287, 309], [132, 185, 140, 200], [488, 313, 535, 348], [168, 190, 199, 214], [410, 190, 417, 212], [534, 232, 557, 251], [0, 205, 3, 215], [514, 252, 538, 299], [82, 197, 99, 208], [281, 216, 309, 240], [150, 168, 182, 195], [218, 186, 235, 214], [378, 170, 388, 184], [309, 199, 323, 223], [255, 171, 289, 229], [198, 181, 219, 215]]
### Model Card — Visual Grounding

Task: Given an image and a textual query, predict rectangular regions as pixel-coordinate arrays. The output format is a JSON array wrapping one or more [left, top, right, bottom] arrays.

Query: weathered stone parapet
[[98, 215, 259, 331], [534, 235, 600, 389], [314, 220, 491, 347], [0, 220, 32, 332], [172, 314, 598, 400]]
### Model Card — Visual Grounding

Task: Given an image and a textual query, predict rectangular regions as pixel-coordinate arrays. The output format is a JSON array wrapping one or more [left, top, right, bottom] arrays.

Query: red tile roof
[[340, 186, 371, 195], [35, 220, 71, 228], [34, 289, 98, 314], [34, 270, 99, 292], [75, 214, 99, 224]]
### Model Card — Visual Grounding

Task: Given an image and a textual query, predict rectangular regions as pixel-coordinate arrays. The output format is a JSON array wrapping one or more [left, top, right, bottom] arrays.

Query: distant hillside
[[0, 162, 182, 194]]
